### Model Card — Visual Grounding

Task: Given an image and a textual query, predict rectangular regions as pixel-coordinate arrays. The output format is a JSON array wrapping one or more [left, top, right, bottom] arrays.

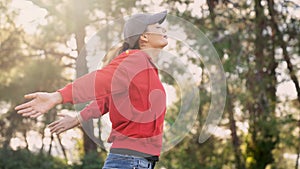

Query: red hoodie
[[58, 50, 166, 156]]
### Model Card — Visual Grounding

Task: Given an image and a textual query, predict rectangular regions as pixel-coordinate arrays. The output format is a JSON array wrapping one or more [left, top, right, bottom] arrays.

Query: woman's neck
[[140, 46, 162, 59]]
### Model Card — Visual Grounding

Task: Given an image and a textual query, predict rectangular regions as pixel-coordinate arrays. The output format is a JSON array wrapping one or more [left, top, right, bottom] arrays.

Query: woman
[[15, 11, 168, 169]]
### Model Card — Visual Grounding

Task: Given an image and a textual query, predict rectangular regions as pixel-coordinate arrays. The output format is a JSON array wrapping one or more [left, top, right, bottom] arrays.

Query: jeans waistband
[[110, 148, 159, 162]]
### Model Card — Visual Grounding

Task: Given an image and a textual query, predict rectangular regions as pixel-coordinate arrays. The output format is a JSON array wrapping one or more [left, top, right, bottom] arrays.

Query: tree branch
[[267, 1, 300, 169]]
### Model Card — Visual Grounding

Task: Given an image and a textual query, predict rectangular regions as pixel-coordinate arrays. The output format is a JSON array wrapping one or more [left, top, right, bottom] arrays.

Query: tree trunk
[[227, 87, 246, 169], [40, 128, 45, 154], [23, 130, 29, 151], [73, 1, 97, 154], [57, 135, 68, 162], [48, 135, 53, 155], [3, 109, 21, 149], [267, 1, 300, 168], [207, 0, 216, 25], [245, 0, 279, 168]]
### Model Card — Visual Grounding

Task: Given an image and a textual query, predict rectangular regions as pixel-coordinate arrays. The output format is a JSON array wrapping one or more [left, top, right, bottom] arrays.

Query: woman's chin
[[160, 41, 168, 48]]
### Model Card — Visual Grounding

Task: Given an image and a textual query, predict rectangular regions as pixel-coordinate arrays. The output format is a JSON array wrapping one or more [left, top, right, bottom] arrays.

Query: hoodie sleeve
[[79, 99, 109, 121], [57, 58, 128, 104]]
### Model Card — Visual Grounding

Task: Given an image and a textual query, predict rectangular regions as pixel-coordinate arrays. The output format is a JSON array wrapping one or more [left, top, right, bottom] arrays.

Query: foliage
[[0, 148, 70, 169], [73, 151, 105, 169], [0, 148, 106, 169]]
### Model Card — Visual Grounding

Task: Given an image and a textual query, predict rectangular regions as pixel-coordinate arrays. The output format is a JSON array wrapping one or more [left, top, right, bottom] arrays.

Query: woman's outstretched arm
[[48, 98, 109, 134], [48, 113, 80, 134], [15, 92, 63, 118]]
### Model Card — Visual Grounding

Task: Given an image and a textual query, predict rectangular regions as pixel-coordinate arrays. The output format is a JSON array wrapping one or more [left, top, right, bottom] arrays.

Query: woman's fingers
[[16, 107, 33, 114], [48, 120, 60, 128], [49, 121, 68, 134], [48, 115, 78, 135], [48, 114, 66, 130], [49, 123, 62, 133], [24, 93, 37, 99], [16, 92, 59, 119], [56, 128, 66, 135], [30, 112, 43, 118], [57, 113, 66, 118], [15, 93, 37, 111], [21, 110, 38, 117], [15, 100, 34, 111]]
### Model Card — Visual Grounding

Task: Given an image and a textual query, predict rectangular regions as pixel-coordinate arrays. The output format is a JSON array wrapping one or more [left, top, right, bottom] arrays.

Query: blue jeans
[[102, 153, 155, 169]]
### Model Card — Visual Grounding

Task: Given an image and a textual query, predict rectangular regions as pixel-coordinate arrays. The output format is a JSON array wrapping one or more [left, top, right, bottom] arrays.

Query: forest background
[[0, 0, 299, 169]]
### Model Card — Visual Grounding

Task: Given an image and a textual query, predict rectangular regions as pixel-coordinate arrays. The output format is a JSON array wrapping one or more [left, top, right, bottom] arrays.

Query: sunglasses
[[144, 26, 167, 35]]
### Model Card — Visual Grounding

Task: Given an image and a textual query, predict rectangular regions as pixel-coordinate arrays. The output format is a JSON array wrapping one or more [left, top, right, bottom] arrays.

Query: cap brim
[[148, 10, 167, 24]]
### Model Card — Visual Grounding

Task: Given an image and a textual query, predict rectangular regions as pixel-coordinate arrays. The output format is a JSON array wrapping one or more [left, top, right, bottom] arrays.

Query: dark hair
[[119, 35, 141, 54], [103, 36, 141, 66]]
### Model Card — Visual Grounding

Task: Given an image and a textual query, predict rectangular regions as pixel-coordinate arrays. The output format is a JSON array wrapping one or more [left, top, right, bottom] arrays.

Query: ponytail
[[102, 43, 123, 67], [119, 42, 130, 54], [102, 37, 141, 67], [119, 35, 141, 54]]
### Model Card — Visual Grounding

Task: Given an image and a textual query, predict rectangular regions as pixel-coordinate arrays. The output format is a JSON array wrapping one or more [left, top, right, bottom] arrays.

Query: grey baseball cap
[[124, 10, 167, 48]]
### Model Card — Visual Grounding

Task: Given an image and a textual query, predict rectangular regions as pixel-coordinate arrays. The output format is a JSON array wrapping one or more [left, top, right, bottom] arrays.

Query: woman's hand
[[15, 92, 63, 118], [48, 114, 80, 135]]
